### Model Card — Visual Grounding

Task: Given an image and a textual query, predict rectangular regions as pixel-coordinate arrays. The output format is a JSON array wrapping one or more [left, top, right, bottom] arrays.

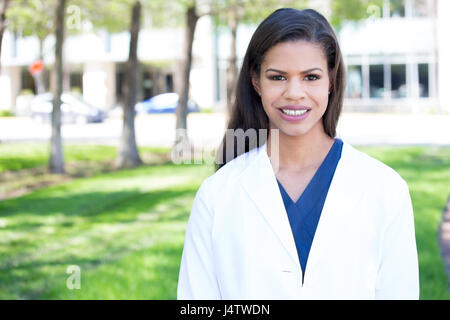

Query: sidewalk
[[1, 112, 450, 147]]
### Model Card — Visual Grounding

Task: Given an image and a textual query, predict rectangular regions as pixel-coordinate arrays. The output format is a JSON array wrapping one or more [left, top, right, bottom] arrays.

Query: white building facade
[[0, 0, 449, 114]]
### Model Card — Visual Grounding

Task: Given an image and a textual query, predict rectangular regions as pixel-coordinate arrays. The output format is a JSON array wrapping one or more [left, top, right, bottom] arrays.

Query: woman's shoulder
[[211, 146, 261, 180], [342, 141, 409, 191], [197, 146, 262, 198]]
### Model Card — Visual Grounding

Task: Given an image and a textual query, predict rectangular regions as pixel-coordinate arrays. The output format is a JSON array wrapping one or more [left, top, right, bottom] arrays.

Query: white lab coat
[[177, 140, 419, 300]]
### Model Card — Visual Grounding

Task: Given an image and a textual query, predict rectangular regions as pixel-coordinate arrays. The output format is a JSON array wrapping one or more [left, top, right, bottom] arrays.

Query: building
[[0, 0, 449, 114], [339, 0, 450, 113], [0, 13, 216, 114]]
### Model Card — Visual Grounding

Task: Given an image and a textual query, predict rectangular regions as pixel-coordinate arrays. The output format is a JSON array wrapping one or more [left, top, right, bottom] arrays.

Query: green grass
[[0, 161, 214, 299], [0, 143, 449, 299], [0, 143, 169, 173], [357, 145, 450, 300], [0, 143, 172, 198]]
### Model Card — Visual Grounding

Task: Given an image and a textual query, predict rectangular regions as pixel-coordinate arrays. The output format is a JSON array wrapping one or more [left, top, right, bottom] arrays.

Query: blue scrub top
[[276, 138, 343, 284]]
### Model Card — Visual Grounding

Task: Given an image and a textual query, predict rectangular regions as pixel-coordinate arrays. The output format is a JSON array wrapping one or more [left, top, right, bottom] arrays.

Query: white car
[[30, 93, 106, 124]]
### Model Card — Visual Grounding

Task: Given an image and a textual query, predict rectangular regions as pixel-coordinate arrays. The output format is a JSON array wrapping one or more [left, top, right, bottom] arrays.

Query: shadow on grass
[[0, 186, 198, 299], [1, 240, 184, 299], [0, 187, 198, 219]]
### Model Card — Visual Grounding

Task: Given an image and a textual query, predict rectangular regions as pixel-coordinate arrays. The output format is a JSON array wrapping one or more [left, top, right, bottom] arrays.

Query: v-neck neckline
[[276, 139, 339, 206]]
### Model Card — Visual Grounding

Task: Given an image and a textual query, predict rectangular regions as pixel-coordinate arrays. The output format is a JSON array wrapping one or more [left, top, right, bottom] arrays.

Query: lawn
[[0, 143, 449, 299], [359, 145, 450, 299]]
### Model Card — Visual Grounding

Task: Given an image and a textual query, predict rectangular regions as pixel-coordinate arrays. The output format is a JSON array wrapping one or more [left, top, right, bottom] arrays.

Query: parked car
[[135, 92, 200, 114], [30, 92, 106, 124]]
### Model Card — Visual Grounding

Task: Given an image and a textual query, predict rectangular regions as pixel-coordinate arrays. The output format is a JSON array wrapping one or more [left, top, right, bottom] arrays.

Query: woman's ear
[[251, 73, 261, 95], [328, 75, 333, 94]]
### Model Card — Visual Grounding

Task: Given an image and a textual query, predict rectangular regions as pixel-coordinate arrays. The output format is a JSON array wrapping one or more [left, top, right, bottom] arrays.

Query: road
[[1, 112, 449, 149]]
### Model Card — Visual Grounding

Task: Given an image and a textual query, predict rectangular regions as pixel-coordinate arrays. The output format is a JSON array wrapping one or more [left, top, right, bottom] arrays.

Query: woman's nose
[[283, 79, 306, 100]]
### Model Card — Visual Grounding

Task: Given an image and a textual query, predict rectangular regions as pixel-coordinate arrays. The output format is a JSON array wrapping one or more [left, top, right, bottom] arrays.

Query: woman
[[177, 8, 419, 299]]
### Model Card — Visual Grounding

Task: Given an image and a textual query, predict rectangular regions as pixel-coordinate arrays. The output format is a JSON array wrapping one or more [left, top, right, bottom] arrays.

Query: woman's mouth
[[278, 106, 311, 122], [280, 108, 308, 116]]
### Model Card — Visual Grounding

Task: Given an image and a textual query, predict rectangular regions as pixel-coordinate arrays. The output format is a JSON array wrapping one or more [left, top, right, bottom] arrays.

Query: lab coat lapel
[[240, 143, 301, 272], [303, 142, 365, 277]]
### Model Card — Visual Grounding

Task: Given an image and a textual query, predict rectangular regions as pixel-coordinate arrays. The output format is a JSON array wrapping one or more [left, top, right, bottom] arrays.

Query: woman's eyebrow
[[265, 67, 323, 74]]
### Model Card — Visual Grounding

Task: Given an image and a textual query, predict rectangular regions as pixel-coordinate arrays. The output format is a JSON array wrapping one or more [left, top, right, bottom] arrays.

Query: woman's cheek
[[309, 86, 329, 107]]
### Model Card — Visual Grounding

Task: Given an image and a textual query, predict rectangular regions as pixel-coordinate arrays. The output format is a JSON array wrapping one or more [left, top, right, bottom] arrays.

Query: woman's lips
[[277, 106, 311, 122], [279, 105, 311, 110]]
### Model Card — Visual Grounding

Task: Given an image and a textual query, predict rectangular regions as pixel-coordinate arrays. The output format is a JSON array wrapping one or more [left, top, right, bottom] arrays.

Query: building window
[[142, 72, 153, 100], [418, 63, 429, 98], [70, 72, 83, 93], [165, 74, 173, 92], [369, 64, 384, 98], [390, 0, 405, 17], [346, 65, 363, 99], [391, 64, 407, 98], [21, 68, 36, 94]]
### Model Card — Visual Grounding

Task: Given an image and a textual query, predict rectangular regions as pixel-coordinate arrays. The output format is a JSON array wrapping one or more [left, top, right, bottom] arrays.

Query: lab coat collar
[[240, 140, 364, 280]]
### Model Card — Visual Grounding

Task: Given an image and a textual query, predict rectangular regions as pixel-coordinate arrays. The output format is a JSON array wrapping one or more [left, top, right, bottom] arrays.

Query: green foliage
[[73, 0, 189, 34], [329, 0, 384, 29], [73, 0, 133, 33], [6, 0, 56, 40], [210, 0, 307, 27], [0, 110, 14, 117], [143, 0, 186, 29], [240, 0, 308, 25], [210, 0, 384, 30]]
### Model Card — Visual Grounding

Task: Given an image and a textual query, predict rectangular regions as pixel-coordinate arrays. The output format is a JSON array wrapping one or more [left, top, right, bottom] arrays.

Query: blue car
[[135, 92, 200, 114]]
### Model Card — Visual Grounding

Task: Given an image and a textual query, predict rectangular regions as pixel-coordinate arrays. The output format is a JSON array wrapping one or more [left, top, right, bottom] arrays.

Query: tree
[[6, 0, 55, 60], [0, 0, 10, 72], [5, 0, 68, 173], [115, 0, 143, 168], [6, 0, 57, 94], [49, 0, 66, 174], [224, 2, 239, 115], [174, 1, 199, 151]]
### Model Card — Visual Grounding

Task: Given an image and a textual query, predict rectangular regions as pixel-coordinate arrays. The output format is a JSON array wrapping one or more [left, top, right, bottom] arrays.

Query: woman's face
[[252, 40, 330, 138]]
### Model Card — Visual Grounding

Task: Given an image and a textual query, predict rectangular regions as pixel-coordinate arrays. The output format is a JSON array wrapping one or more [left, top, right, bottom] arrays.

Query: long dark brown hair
[[215, 8, 346, 171]]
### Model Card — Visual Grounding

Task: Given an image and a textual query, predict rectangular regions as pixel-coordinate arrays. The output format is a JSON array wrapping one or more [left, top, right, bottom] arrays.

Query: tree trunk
[[174, 4, 199, 149], [226, 5, 238, 116], [34, 37, 46, 94], [49, 0, 66, 174], [0, 0, 10, 73], [115, 0, 142, 169]]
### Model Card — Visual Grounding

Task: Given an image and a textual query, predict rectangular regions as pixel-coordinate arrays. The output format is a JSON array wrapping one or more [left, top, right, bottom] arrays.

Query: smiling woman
[[252, 41, 331, 138], [177, 8, 419, 300]]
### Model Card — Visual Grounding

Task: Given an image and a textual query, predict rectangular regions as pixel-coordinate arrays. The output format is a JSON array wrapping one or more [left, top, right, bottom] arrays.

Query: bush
[[0, 110, 14, 117]]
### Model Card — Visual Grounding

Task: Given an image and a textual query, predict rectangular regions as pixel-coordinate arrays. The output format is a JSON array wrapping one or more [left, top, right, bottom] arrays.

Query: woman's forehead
[[261, 40, 327, 71]]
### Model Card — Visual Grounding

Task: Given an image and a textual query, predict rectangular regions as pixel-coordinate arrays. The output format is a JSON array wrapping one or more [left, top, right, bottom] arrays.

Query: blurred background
[[0, 0, 449, 299]]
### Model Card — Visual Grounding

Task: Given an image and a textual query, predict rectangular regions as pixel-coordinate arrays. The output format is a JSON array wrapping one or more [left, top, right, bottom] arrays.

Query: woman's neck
[[267, 123, 334, 172]]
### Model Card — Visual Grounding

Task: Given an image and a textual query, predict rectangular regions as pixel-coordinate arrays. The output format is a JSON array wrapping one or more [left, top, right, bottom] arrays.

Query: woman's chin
[[277, 127, 312, 138]]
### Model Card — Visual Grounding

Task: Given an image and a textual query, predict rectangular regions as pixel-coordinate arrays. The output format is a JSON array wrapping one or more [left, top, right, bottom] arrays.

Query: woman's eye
[[268, 75, 286, 81], [305, 74, 320, 81]]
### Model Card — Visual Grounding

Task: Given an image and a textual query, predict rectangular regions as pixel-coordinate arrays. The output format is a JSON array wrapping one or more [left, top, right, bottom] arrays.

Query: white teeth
[[281, 109, 308, 116]]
